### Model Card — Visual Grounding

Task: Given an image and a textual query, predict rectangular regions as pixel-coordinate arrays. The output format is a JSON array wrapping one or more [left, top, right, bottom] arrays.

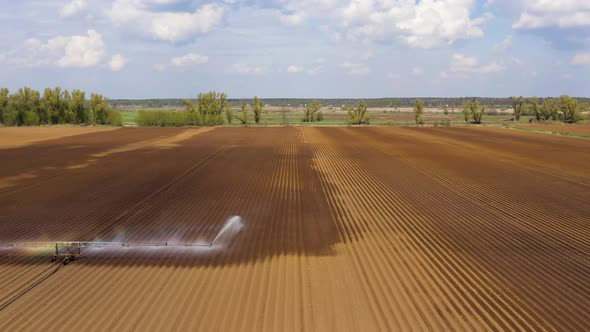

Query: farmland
[[0, 126, 589, 331]]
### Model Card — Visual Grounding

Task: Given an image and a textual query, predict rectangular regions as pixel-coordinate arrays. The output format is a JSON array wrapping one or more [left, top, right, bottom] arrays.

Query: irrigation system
[[0, 217, 244, 312]]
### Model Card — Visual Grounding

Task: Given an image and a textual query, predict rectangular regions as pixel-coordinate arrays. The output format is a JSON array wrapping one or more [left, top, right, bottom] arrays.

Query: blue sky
[[0, 0, 589, 98]]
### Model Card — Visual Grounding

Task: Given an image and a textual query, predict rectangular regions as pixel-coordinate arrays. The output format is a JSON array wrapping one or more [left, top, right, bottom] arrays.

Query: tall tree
[[413, 99, 424, 125], [70, 89, 88, 123], [540, 98, 558, 121], [225, 104, 233, 124], [233, 102, 249, 124], [90, 93, 110, 125], [559, 95, 579, 123], [184, 91, 230, 125], [463, 100, 484, 124], [42, 87, 72, 124], [9, 87, 41, 125], [529, 97, 541, 121], [0, 88, 9, 124], [198, 91, 230, 125], [511, 96, 525, 121], [344, 100, 369, 125], [303, 100, 322, 122], [251, 97, 264, 124]]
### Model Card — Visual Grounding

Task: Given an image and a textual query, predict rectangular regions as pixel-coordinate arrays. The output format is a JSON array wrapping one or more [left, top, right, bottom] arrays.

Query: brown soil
[[0, 127, 588, 331], [0, 127, 117, 148]]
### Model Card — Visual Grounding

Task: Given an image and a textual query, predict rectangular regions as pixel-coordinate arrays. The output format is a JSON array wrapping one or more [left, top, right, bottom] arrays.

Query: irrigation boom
[[0, 216, 244, 263]]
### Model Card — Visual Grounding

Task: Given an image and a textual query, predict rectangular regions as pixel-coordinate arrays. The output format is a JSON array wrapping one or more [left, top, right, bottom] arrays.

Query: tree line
[[137, 92, 273, 127], [410, 95, 586, 125], [111, 97, 590, 109], [0, 87, 122, 126]]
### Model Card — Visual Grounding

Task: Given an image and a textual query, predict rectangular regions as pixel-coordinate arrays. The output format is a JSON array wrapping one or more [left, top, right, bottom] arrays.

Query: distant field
[[512, 123, 590, 137], [1, 127, 589, 330], [118, 107, 532, 126]]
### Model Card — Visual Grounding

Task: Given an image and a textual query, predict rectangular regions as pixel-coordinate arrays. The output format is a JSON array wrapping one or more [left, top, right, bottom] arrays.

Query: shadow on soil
[[0, 127, 345, 268]]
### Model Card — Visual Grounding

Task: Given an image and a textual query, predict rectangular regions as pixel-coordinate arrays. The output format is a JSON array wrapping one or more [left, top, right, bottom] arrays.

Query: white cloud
[[109, 1, 225, 43], [278, 0, 490, 48], [109, 54, 128, 71], [341, 62, 370, 75], [287, 65, 304, 73], [233, 64, 266, 75], [171, 53, 209, 66], [513, 1, 590, 29], [57, 30, 105, 68], [60, 0, 87, 18], [1, 30, 112, 69], [449, 53, 506, 76], [571, 53, 590, 65]]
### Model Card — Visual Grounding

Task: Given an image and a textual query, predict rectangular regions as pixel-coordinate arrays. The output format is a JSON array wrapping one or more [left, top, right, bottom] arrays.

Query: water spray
[[0, 216, 244, 261]]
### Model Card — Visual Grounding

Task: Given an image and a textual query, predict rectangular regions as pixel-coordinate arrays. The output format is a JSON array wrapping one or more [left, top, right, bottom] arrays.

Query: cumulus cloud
[[571, 53, 590, 65], [277, 0, 490, 48], [60, 0, 87, 18], [513, 1, 590, 29], [449, 53, 506, 75], [109, 54, 128, 71], [3, 30, 106, 68], [109, 1, 225, 43], [0, 30, 134, 71]]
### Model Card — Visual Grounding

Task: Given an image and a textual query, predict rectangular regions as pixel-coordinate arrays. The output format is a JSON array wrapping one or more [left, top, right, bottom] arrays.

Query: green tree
[[443, 105, 449, 115], [316, 111, 324, 122], [184, 91, 230, 125], [463, 101, 484, 124], [90, 93, 110, 125], [197, 91, 229, 125], [344, 100, 369, 125], [251, 97, 264, 124], [511, 96, 525, 121], [529, 97, 541, 121], [7, 87, 41, 126], [413, 99, 424, 125], [303, 100, 322, 122], [0, 88, 9, 124], [540, 98, 558, 121], [225, 104, 233, 124], [70, 89, 88, 123], [559, 95, 580, 123], [233, 102, 249, 124], [237, 102, 249, 124], [42, 87, 73, 124]]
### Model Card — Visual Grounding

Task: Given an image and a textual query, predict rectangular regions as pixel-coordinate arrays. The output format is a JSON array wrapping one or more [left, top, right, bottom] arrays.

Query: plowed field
[[0, 127, 589, 331]]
